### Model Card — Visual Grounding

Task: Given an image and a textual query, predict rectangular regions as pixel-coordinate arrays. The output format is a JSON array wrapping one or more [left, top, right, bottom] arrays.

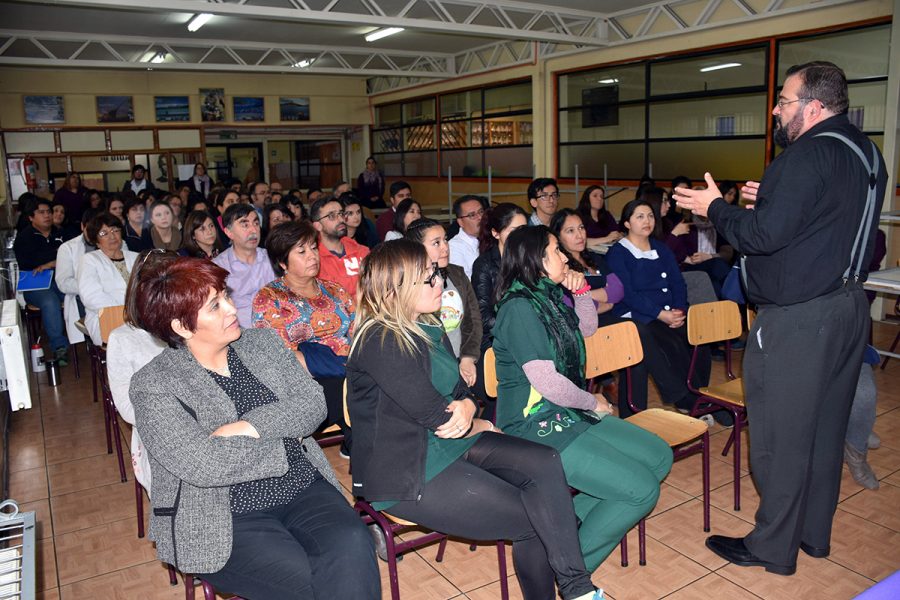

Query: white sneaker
[[699, 414, 715, 428]]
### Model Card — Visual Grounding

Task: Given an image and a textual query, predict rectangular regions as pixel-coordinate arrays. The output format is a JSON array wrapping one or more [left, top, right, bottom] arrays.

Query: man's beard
[[773, 111, 804, 149]]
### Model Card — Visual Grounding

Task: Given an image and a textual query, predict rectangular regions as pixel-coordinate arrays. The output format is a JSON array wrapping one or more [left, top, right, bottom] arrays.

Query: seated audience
[[341, 192, 376, 249], [55, 208, 100, 346], [284, 193, 307, 221], [78, 213, 138, 346], [605, 199, 710, 414], [550, 208, 624, 315], [106, 194, 125, 221], [180, 210, 224, 259], [53, 201, 79, 241], [666, 176, 691, 227], [448, 195, 487, 278], [718, 180, 740, 205], [148, 200, 182, 251], [331, 181, 351, 199], [641, 186, 691, 264], [213, 204, 275, 329], [376, 181, 412, 241], [169, 192, 186, 228], [347, 240, 603, 600], [307, 187, 325, 205], [107, 249, 172, 492], [384, 197, 421, 241], [492, 225, 672, 570], [53, 171, 86, 223], [262, 203, 292, 245], [129, 256, 379, 599], [576, 186, 622, 246], [122, 196, 153, 252], [406, 218, 482, 387], [253, 221, 355, 457], [312, 197, 369, 297], [528, 177, 559, 226], [122, 163, 155, 196], [14, 197, 69, 364]]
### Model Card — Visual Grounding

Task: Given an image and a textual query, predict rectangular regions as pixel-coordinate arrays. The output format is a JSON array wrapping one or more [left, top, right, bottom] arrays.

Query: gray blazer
[[130, 327, 341, 574]]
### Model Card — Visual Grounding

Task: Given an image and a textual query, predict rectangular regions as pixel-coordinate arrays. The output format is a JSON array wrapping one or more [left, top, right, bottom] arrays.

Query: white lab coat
[[55, 235, 93, 344], [77, 249, 138, 345]]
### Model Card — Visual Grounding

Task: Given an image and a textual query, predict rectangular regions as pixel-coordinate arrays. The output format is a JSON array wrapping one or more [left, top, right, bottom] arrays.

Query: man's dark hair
[[527, 178, 557, 201], [131, 164, 146, 176], [785, 61, 849, 115], [249, 181, 268, 196], [307, 187, 323, 198], [23, 196, 51, 219], [221, 203, 256, 228], [310, 197, 340, 222], [389, 180, 411, 198], [338, 191, 360, 208], [81, 207, 102, 226], [452, 195, 488, 218]]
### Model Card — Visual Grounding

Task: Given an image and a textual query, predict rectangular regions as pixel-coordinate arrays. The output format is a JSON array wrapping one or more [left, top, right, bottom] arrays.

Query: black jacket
[[13, 225, 64, 272], [709, 114, 887, 306], [471, 246, 501, 352], [346, 322, 471, 503], [445, 263, 483, 361]]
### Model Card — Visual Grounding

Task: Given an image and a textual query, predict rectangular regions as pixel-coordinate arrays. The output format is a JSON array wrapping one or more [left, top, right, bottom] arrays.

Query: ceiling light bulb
[[597, 78, 619, 84], [699, 62, 741, 73], [188, 13, 213, 32], [365, 27, 404, 42], [150, 52, 166, 64], [293, 58, 315, 68]]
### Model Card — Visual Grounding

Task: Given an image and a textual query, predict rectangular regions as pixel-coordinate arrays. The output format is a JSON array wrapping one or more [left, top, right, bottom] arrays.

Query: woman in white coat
[[55, 208, 101, 345], [78, 213, 138, 346]]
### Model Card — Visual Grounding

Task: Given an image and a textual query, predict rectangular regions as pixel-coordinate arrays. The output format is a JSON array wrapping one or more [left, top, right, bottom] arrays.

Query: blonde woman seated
[[77, 213, 138, 346], [252, 220, 355, 457], [347, 239, 604, 600]]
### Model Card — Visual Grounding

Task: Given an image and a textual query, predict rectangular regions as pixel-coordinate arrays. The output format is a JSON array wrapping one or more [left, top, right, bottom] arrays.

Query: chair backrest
[[682, 271, 717, 305], [98, 305, 126, 345], [585, 321, 644, 377], [746, 306, 756, 330], [483, 347, 498, 397], [687, 300, 742, 346], [342, 379, 351, 427]]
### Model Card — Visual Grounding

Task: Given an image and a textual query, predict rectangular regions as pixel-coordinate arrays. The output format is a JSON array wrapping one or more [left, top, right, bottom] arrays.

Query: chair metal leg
[[167, 564, 178, 586], [620, 533, 628, 567], [110, 403, 127, 482], [497, 542, 509, 600], [732, 410, 742, 511], [103, 394, 113, 454], [70, 342, 80, 378], [702, 431, 711, 532], [434, 537, 447, 562], [880, 330, 899, 370], [136, 480, 145, 538], [202, 580, 217, 600], [638, 518, 646, 566]]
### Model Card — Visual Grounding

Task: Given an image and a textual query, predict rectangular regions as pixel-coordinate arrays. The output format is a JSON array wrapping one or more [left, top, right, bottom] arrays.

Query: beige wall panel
[[4, 131, 55, 154], [59, 130, 106, 152], [110, 130, 155, 151], [158, 129, 201, 149]]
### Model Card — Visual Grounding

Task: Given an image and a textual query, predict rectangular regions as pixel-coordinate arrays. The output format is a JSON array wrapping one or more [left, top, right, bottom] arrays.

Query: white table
[[865, 267, 900, 359]]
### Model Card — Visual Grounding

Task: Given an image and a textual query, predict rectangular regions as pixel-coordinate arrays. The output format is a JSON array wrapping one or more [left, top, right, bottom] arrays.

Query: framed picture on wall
[[155, 96, 190, 122], [96, 95, 135, 123], [279, 97, 310, 121], [233, 96, 264, 121], [23, 95, 65, 124], [200, 88, 225, 122]]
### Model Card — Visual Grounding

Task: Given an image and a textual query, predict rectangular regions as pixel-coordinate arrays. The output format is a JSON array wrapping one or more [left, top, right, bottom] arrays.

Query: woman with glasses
[[384, 197, 422, 241], [492, 225, 672, 571], [77, 213, 138, 345], [405, 218, 482, 388], [347, 239, 605, 600]]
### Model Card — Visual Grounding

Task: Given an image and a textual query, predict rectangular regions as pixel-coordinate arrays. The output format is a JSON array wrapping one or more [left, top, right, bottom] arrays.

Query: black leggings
[[386, 433, 595, 600]]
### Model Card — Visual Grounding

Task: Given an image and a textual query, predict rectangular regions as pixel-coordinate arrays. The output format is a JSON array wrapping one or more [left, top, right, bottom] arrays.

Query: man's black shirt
[[14, 225, 65, 272]]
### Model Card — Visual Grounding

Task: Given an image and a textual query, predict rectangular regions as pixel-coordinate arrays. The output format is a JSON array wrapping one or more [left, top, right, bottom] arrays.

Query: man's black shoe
[[705, 535, 796, 576], [799, 541, 829, 558]]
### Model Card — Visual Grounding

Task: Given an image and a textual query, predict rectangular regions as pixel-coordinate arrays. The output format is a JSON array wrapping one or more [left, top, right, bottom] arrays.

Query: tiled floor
[[6, 321, 900, 599]]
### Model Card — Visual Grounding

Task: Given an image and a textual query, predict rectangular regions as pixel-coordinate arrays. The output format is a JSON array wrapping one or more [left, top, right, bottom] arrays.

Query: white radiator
[[0, 300, 31, 412]]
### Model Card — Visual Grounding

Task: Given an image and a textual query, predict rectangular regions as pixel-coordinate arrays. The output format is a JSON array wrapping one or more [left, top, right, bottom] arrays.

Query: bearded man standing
[[675, 61, 886, 576]]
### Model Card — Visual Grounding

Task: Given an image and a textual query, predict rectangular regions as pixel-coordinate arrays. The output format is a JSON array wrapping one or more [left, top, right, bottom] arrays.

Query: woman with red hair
[[128, 255, 379, 599]]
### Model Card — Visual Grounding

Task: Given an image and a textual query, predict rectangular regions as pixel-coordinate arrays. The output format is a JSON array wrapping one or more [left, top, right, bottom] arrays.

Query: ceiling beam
[[11, 0, 611, 46]]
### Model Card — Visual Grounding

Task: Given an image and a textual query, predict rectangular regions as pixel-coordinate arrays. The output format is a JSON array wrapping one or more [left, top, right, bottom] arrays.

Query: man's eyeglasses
[[461, 208, 485, 220], [97, 227, 121, 238], [316, 210, 346, 222], [424, 262, 443, 288], [537, 192, 560, 202], [775, 97, 813, 109]]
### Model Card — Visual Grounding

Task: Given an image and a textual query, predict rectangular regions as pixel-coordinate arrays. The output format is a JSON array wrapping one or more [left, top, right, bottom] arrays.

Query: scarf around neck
[[498, 277, 585, 387]]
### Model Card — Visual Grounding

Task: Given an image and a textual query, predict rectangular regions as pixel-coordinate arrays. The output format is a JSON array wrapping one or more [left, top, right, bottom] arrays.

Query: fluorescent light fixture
[[292, 58, 315, 68], [700, 62, 741, 73], [365, 27, 404, 42], [597, 78, 619, 84], [187, 13, 213, 32], [150, 52, 167, 64]]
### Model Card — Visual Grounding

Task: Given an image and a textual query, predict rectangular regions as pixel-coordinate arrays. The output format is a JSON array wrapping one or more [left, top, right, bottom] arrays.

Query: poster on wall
[[279, 97, 310, 121], [96, 95, 135, 123], [200, 88, 225, 122], [23, 95, 65, 124], [233, 96, 264, 121], [155, 96, 190, 122]]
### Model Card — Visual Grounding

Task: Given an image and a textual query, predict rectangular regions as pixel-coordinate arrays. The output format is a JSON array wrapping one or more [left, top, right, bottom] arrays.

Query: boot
[[844, 443, 879, 490], [868, 432, 881, 450]]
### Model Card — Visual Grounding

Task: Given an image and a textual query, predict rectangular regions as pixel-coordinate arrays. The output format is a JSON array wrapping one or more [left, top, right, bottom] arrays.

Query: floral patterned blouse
[[251, 277, 355, 356]]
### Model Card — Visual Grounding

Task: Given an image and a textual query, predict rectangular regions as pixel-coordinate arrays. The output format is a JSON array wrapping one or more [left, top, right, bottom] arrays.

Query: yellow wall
[[0, 68, 370, 129]]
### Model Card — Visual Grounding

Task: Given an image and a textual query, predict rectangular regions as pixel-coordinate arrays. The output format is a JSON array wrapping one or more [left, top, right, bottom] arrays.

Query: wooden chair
[[98, 306, 129, 483], [343, 382, 509, 600], [483, 346, 637, 566], [686, 300, 747, 510], [585, 322, 711, 565]]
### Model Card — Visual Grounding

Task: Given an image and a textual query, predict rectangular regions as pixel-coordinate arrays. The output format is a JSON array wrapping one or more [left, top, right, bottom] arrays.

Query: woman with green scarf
[[492, 225, 673, 571]]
